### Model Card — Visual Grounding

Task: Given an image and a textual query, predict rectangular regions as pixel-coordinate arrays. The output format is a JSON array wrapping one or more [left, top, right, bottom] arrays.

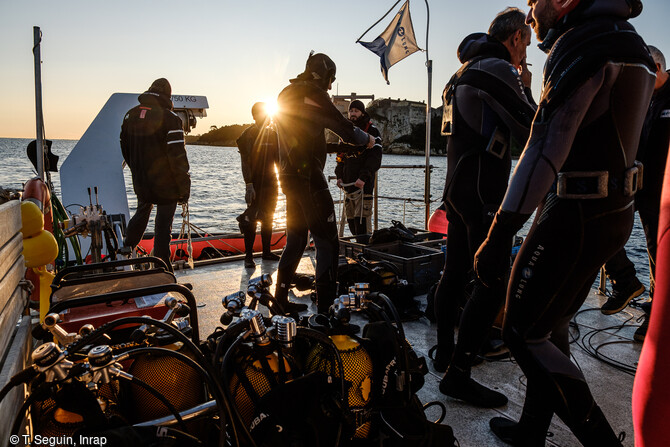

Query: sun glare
[[264, 98, 279, 117]]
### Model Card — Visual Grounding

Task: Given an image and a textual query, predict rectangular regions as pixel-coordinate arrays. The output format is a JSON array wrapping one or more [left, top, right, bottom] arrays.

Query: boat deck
[[174, 251, 643, 447]]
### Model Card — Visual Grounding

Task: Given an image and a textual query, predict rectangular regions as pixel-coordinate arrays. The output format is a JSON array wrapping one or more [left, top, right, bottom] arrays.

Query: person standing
[[432, 7, 536, 408], [274, 52, 376, 315], [474, 0, 654, 445], [121, 78, 190, 273], [236, 102, 280, 268], [335, 100, 382, 242], [600, 46, 670, 343]]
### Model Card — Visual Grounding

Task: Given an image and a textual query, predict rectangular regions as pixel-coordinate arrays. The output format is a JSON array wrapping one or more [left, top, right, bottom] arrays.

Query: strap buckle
[[623, 161, 644, 196], [556, 171, 609, 199]]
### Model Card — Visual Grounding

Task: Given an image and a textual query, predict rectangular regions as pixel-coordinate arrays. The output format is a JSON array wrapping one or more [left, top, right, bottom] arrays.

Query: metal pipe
[[33, 26, 45, 181], [424, 0, 432, 230]]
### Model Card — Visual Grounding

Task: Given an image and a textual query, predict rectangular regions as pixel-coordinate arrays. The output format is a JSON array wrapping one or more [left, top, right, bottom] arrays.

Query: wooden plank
[[0, 234, 23, 285], [0, 316, 32, 444], [0, 201, 21, 249], [0, 258, 25, 318], [0, 288, 27, 370]]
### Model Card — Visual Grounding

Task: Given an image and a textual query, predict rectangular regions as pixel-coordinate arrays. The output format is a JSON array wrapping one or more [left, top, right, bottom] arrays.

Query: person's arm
[[309, 90, 371, 147], [358, 126, 382, 184], [459, 58, 537, 147], [165, 112, 191, 202], [236, 128, 254, 184]]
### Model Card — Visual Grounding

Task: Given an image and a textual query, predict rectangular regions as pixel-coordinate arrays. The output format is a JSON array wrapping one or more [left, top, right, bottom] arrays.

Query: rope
[[340, 182, 366, 225]]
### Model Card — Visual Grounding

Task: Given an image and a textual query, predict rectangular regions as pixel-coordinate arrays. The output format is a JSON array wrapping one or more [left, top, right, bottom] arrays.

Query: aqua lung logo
[[397, 26, 411, 55], [514, 245, 545, 300]]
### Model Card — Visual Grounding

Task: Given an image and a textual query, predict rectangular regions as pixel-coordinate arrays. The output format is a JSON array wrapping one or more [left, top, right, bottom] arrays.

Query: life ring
[[22, 179, 56, 314]]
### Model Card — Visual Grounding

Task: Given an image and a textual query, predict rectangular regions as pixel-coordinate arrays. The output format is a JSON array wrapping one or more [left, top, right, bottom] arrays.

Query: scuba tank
[[305, 333, 374, 439]]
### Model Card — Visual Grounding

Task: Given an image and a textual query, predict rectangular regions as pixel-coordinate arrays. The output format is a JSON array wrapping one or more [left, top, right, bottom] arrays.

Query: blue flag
[[359, 0, 421, 84]]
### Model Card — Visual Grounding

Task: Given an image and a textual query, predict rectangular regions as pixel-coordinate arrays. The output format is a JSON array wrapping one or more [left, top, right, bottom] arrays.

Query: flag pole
[[423, 0, 432, 229], [33, 26, 45, 182]]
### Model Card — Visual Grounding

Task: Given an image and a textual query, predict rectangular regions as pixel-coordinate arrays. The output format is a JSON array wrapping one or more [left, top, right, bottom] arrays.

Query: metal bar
[[33, 26, 45, 181], [424, 0, 432, 230], [134, 400, 218, 427], [374, 172, 379, 231]]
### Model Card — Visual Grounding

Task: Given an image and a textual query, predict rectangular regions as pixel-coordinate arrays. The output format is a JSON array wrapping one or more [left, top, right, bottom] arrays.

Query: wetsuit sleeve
[[469, 59, 537, 145], [359, 126, 382, 183], [236, 127, 254, 184], [165, 113, 191, 201], [501, 67, 609, 216], [310, 91, 370, 146]]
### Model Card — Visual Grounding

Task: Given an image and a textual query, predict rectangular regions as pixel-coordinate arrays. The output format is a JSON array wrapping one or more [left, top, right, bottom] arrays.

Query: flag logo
[[358, 0, 422, 84]]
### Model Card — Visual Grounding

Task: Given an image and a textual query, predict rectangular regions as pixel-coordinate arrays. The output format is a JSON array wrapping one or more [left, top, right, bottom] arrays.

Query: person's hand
[[354, 179, 365, 189], [520, 58, 532, 89], [473, 237, 511, 288], [336, 178, 343, 189], [245, 183, 256, 204], [366, 134, 376, 149]]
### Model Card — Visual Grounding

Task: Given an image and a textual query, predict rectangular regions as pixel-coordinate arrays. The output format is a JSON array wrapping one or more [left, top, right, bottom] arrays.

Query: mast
[[33, 26, 45, 181], [423, 0, 432, 229]]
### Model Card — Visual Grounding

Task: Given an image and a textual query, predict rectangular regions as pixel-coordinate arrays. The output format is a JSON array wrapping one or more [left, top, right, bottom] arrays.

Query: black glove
[[245, 183, 256, 204], [474, 210, 529, 287]]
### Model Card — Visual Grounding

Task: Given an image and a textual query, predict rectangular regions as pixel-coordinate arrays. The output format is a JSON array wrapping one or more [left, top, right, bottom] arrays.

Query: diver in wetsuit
[[274, 52, 376, 314], [335, 100, 383, 243], [601, 46, 670, 342], [474, 0, 654, 445], [236, 102, 280, 268], [432, 8, 536, 408]]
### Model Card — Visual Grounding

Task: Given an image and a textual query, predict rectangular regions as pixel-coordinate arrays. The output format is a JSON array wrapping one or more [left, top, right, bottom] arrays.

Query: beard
[[534, 5, 560, 42], [350, 114, 368, 128]]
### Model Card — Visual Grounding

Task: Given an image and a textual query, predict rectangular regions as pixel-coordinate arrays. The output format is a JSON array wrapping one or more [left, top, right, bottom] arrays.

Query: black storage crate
[[365, 241, 444, 293], [339, 235, 370, 258]]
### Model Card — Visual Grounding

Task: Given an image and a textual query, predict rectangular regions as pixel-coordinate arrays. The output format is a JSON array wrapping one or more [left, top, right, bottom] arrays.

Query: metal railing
[[330, 164, 434, 235]]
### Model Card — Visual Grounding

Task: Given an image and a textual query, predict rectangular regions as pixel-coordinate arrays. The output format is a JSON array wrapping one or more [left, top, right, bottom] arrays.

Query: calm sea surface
[[0, 137, 651, 290]]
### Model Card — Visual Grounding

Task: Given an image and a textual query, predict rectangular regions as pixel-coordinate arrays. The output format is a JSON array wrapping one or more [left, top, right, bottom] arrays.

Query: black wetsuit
[[275, 80, 370, 312], [236, 123, 279, 255], [334, 115, 382, 238], [476, 2, 655, 444], [433, 32, 536, 369], [121, 92, 190, 272], [604, 74, 670, 297]]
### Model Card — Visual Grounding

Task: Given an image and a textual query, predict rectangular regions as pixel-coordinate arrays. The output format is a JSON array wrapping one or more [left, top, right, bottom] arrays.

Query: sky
[[1, 0, 669, 139]]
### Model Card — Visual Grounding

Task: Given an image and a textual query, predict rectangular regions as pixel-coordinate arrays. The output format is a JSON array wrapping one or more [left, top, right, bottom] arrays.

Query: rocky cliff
[[367, 98, 446, 155]]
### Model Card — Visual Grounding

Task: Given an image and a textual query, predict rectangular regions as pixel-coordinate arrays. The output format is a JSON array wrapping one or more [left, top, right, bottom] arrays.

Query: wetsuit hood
[[457, 33, 511, 64], [138, 91, 173, 110], [538, 0, 643, 53]]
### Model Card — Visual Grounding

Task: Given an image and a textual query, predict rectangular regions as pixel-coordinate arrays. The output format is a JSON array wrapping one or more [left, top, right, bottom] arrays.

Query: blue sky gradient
[[2, 0, 668, 139]]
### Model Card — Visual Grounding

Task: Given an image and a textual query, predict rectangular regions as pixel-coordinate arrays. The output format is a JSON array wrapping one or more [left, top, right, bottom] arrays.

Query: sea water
[[0, 137, 652, 291]]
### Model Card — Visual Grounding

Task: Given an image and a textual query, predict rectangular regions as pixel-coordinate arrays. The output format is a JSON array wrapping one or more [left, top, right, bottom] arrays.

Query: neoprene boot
[[243, 228, 255, 268], [315, 281, 337, 315], [274, 269, 307, 314], [571, 404, 622, 447], [490, 411, 552, 446], [440, 365, 508, 408], [260, 224, 280, 260], [490, 382, 553, 446]]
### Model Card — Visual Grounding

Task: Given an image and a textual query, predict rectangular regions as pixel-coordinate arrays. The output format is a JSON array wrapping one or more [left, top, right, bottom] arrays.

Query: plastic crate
[[339, 235, 371, 258], [365, 241, 444, 293]]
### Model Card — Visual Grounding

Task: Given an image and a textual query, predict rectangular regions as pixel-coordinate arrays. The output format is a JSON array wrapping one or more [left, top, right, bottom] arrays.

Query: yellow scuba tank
[[306, 334, 374, 439]]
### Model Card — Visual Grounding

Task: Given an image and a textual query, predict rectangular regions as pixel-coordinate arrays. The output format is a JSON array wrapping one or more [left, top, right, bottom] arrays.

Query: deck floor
[[174, 251, 644, 447]]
